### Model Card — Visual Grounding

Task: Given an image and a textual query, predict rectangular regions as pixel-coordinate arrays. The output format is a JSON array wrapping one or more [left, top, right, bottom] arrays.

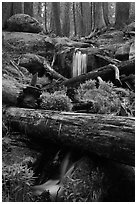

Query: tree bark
[[93, 2, 106, 30], [43, 60, 68, 81], [72, 3, 76, 36], [62, 59, 135, 88], [2, 2, 23, 29], [102, 2, 110, 26], [62, 2, 70, 37], [6, 107, 135, 166], [44, 3, 48, 33], [75, 3, 83, 37], [115, 2, 130, 28], [52, 2, 62, 36], [2, 2, 13, 29], [24, 2, 33, 16], [82, 3, 91, 36], [12, 2, 23, 15]]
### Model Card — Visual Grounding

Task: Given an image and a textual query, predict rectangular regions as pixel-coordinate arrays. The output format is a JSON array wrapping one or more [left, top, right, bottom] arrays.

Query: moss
[[77, 80, 121, 114], [40, 90, 73, 111]]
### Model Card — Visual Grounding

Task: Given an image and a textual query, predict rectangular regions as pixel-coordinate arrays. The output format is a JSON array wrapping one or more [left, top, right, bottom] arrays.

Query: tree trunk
[[2, 2, 13, 29], [79, 2, 85, 36], [12, 2, 23, 15], [5, 107, 135, 166], [62, 2, 70, 37], [52, 2, 62, 36], [129, 2, 135, 22], [44, 3, 48, 33], [75, 3, 83, 37], [87, 2, 106, 39], [82, 3, 91, 36], [43, 60, 68, 81], [62, 59, 135, 88], [115, 2, 130, 28], [91, 2, 95, 31], [72, 3, 76, 36], [2, 2, 23, 29], [94, 2, 106, 30], [24, 2, 33, 16], [102, 2, 110, 26]]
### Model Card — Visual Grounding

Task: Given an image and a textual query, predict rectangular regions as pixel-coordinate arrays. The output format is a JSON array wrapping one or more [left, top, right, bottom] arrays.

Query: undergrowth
[[40, 90, 73, 111], [2, 162, 34, 202], [77, 79, 134, 115]]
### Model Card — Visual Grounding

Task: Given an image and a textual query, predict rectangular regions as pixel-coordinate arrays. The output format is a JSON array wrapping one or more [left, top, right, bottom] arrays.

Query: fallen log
[[2, 78, 24, 105], [43, 60, 68, 81], [6, 107, 135, 166], [19, 53, 68, 81], [62, 59, 135, 88], [95, 54, 121, 65]]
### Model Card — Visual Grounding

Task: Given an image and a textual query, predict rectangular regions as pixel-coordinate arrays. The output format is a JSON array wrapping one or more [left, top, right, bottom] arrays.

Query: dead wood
[[5, 107, 135, 166], [62, 59, 135, 88]]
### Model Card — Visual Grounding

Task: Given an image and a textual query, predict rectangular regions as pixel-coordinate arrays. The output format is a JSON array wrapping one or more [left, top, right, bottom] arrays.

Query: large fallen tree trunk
[[62, 59, 135, 88], [6, 107, 135, 166]]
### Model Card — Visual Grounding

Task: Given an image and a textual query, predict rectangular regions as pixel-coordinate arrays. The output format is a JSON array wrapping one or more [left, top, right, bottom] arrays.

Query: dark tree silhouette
[[62, 2, 70, 37], [115, 2, 130, 28], [52, 2, 62, 36], [2, 2, 13, 29], [102, 2, 110, 26], [2, 2, 23, 29], [72, 3, 76, 36], [24, 2, 33, 16], [12, 2, 23, 15]]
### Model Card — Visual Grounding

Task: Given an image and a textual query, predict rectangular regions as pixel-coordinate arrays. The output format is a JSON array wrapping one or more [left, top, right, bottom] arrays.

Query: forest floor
[[2, 23, 135, 202]]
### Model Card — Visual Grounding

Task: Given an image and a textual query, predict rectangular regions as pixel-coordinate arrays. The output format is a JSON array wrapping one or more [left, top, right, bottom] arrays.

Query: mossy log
[[2, 78, 24, 105], [62, 59, 135, 88], [6, 107, 135, 166]]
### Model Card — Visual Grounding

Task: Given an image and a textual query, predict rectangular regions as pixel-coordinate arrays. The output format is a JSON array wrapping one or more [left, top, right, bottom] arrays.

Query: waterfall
[[72, 50, 87, 77]]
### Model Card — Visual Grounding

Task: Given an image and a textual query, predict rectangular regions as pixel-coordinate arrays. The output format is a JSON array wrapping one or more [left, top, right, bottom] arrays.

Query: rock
[[19, 53, 45, 77], [7, 14, 43, 33]]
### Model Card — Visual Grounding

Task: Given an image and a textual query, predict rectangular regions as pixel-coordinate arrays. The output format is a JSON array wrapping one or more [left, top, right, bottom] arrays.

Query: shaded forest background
[[2, 2, 135, 37]]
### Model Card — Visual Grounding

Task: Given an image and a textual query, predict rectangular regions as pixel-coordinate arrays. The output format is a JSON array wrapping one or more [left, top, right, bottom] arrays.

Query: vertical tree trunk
[[115, 2, 130, 28], [79, 2, 84, 36], [102, 2, 110, 26], [72, 2, 77, 36], [24, 2, 33, 16], [82, 2, 91, 36], [62, 2, 70, 37], [94, 2, 106, 30], [2, 2, 23, 29], [2, 2, 13, 29], [49, 5, 55, 33], [44, 3, 48, 33], [75, 3, 83, 37], [129, 2, 135, 22], [52, 2, 62, 36], [91, 2, 95, 31], [12, 2, 23, 15]]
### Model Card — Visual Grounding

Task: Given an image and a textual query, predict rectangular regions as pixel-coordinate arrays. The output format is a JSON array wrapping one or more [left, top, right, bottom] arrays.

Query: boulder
[[7, 14, 43, 33]]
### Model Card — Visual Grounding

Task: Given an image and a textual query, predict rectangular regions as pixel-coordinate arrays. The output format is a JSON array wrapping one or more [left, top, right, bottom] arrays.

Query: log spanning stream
[[6, 107, 135, 166]]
